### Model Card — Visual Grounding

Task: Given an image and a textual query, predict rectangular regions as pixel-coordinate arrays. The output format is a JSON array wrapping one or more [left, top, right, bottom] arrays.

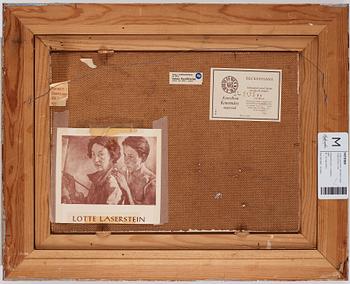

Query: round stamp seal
[[221, 76, 239, 94], [195, 72, 202, 79]]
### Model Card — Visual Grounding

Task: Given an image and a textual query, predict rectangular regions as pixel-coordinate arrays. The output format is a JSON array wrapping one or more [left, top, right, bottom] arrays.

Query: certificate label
[[210, 68, 282, 122]]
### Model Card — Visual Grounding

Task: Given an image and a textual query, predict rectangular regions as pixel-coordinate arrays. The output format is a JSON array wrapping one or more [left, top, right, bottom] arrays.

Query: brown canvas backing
[[48, 51, 300, 233]]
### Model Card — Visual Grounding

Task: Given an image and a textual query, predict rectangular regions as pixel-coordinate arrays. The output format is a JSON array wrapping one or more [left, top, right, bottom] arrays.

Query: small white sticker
[[318, 132, 348, 199], [80, 58, 97, 69], [169, 72, 203, 85]]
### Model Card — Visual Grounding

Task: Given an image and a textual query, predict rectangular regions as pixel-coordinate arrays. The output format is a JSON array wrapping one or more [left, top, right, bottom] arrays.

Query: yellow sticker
[[49, 81, 69, 106]]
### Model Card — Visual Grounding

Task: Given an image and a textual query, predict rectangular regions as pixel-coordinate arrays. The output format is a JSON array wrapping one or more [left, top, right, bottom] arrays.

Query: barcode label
[[318, 133, 348, 200], [320, 187, 347, 195]]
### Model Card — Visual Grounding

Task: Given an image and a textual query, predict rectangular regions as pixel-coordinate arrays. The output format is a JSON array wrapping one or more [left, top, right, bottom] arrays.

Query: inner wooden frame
[[35, 35, 315, 249], [3, 4, 348, 280]]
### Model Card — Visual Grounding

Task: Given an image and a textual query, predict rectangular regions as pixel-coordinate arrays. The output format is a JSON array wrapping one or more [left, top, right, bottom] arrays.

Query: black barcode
[[320, 187, 347, 195]]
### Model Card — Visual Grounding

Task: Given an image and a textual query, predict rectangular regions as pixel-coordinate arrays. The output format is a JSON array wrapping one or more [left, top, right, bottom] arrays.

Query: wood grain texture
[[3, 8, 34, 276], [7, 256, 341, 280], [36, 37, 311, 249], [39, 35, 315, 51], [2, 3, 348, 281], [27, 249, 324, 259], [37, 233, 312, 250], [299, 38, 318, 246], [34, 38, 51, 247], [317, 7, 349, 277], [22, 24, 327, 36], [7, 4, 330, 35]]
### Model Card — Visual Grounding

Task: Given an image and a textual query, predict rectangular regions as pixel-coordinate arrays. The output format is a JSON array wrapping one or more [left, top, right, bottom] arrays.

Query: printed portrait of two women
[[61, 135, 157, 206]]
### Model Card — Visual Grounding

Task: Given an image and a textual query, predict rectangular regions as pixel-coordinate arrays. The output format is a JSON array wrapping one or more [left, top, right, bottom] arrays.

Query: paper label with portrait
[[210, 68, 282, 122], [55, 128, 162, 224]]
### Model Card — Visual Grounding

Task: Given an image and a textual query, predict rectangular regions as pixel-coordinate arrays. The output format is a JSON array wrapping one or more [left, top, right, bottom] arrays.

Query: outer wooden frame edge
[[3, 7, 34, 276], [7, 3, 328, 35], [6, 250, 342, 281], [317, 7, 348, 277], [3, 3, 348, 280]]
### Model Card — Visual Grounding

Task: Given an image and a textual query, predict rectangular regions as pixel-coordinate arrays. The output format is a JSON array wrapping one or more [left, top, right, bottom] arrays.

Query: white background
[[0, 0, 349, 283]]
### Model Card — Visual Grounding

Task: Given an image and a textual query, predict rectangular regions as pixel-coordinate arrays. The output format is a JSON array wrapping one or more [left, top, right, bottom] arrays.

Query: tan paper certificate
[[55, 128, 162, 224], [210, 68, 282, 122]]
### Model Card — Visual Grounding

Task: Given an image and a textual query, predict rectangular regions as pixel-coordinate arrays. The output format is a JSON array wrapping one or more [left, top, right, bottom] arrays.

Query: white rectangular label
[[169, 72, 203, 85], [210, 68, 282, 122], [318, 132, 348, 199]]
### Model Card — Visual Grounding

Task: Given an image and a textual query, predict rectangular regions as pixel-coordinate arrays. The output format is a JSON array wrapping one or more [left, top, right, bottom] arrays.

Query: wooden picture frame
[[3, 3, 348, 280]]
